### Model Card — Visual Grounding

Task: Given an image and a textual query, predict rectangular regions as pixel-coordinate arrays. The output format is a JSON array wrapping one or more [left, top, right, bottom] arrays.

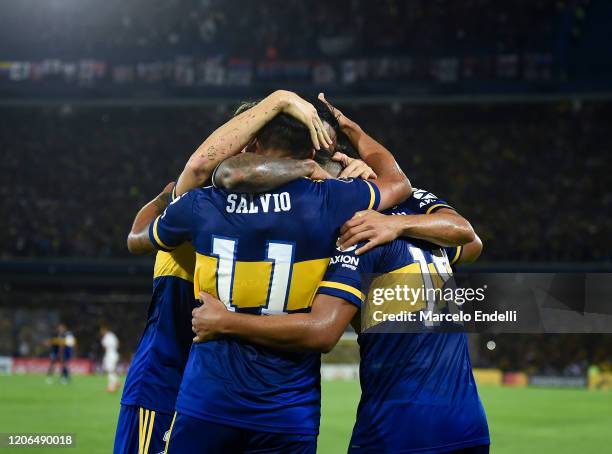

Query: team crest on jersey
[[336, 239, 357, 253], [411, 188, 438, 208]]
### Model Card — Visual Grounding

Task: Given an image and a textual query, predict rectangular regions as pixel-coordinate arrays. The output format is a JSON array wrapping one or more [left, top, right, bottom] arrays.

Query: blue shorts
[[165, 412, 317, 454], [113, 404, 174, 454]]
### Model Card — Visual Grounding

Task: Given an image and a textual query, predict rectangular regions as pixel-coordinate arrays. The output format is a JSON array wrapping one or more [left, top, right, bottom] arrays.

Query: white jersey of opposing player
[[101, 331, 119, 372]]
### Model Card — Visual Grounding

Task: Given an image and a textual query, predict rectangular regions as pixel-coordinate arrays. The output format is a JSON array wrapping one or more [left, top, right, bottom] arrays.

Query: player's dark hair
[[232, 95, 340, 160], [314, 149, 343, 177], [310, 97, 340, 135], [256, 113, 313, 159]]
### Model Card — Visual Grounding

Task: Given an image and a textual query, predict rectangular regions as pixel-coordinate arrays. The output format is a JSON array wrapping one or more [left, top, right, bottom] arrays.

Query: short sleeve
[[324, 178, 381, 224], [444, 245, 463, 266], [317, 243, 380, 308], [397, 188, 453, 214], [149, 191, 194, 252], [170, 183, 178, 202]]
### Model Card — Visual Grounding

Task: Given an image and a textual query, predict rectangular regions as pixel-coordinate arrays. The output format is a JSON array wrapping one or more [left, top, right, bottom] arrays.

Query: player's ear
[[308, 148, 316, 159]]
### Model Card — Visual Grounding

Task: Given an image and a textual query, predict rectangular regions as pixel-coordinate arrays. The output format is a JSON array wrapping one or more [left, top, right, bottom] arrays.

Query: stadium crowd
[[0, 0, 585, 58], [0, 100, 609, 262]]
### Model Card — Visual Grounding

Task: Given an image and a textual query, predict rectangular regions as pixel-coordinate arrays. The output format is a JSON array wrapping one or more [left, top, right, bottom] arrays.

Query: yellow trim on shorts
[[163, 412, 177, 454], [143, 411, 155, 454]]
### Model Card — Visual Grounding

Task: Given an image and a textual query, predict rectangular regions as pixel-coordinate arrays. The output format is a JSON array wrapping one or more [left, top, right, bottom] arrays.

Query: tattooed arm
[[174, 90, 332, 196], [212, 154, 334, 193]]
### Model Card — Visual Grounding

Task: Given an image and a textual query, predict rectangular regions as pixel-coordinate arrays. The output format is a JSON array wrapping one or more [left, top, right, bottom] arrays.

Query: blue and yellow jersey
[[388, 187, 463, 266], [49, 335, 63, 359], [396, 187, 454, 214], [121, 242, 197, 414], [148, 177, 379, 435], [317, 192, 489, 452], [49, 332, 75, 360]]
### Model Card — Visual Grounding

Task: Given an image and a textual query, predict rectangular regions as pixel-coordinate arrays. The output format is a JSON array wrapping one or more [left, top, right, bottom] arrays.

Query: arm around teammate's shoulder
[[454, 233, 483, 265], [192, 292, 357, 353], [212, 153, 332, 193], [127, 182, 174, 255], [127, 182, 194, 255], [318, 94, 411, 210]]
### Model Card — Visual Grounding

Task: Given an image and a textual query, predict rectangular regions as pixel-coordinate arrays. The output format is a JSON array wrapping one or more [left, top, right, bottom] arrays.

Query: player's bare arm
[[192, 292, 357, 353], [213, 154, 329, 193], [213, 152, 375, 193], [339, 208, 482, 255], [175, 90, 333, 196], [455, 233, 483, 264], [127, 92, 334, 255], [126, 182, 174, 255], [319, 93, 411, 210]]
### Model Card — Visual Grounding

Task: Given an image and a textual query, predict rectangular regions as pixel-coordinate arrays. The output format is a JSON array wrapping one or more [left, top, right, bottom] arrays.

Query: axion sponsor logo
[[330, 254, 359, 268]]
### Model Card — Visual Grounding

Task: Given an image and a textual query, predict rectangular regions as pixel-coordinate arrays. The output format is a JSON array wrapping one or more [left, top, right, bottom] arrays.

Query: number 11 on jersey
[[211, 236, 295, 314]]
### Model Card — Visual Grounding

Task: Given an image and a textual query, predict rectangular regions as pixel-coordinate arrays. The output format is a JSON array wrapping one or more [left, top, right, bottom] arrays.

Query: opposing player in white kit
[[100, 326, 120, 392]]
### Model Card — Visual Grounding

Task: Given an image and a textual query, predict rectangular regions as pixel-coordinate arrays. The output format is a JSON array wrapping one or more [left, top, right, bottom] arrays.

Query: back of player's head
[[233, 100, 312, 158], [232, 95, 340, 160], [314, 149, 342, 177], [256, 113, 314, 159]]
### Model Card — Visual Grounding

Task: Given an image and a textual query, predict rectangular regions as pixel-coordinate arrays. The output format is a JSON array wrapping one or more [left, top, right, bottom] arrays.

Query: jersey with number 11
[[148, 177, 380, 436]]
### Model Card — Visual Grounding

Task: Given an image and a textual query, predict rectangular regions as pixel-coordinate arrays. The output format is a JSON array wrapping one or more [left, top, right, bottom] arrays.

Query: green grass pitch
[[0, 375, 611, 453]]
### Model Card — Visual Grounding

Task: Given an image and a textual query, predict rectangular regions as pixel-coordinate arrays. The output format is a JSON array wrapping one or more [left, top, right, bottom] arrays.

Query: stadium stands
[[1, 101, 609, 262]]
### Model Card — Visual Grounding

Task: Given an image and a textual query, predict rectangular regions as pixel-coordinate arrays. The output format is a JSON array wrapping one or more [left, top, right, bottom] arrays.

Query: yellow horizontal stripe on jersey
[[194, 254, 329, 311], [425, 203, 452, 214], [152, 216, 173, 250], [287, 258, 329, 311], [153, 242, 196, 281], [194, 254, 219, 300], [361, 268, 425, 331], [428, 262, 444, 288], [318, 281, 365, 302], [364, 181, 376, 210], [387, 262, 422, 274], [233, 260, 274, 308]]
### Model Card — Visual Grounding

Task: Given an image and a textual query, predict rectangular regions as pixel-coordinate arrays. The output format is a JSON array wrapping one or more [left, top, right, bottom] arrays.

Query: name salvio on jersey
[[226, 193, 292, 214]]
